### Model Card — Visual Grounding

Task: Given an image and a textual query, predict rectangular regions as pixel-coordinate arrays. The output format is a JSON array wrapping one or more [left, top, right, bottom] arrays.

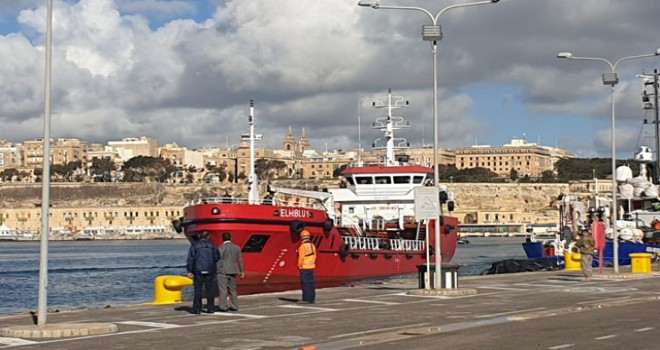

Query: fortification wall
[[1, 181, 571, 212]]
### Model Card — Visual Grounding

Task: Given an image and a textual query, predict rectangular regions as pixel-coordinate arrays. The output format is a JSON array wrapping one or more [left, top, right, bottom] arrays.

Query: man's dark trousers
[[193, 273, 216, 313], [300, 269, 316, 303]]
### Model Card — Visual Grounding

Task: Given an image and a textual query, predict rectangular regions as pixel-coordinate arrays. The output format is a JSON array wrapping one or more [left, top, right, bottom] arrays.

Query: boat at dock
[[523, 147, 660, 266], [176, 94, 460, 294]]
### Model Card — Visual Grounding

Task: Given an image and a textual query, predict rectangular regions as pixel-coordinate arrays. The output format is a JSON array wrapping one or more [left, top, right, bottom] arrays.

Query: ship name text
[[278, 209, 312, 218]]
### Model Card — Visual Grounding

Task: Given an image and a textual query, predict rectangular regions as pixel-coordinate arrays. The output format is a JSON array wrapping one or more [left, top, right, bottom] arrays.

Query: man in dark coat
[[186, 231, 220, 314]]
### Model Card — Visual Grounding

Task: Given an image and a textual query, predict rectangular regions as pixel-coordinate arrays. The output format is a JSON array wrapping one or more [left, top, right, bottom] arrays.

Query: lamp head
[[557, 52, 573, 59], [655, 48, 660, 56], [357, 0, 379, 8]]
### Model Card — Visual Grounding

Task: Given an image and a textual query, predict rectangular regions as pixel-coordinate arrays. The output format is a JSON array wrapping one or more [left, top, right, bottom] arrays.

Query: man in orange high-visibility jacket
[[297, 230, 317, 304]]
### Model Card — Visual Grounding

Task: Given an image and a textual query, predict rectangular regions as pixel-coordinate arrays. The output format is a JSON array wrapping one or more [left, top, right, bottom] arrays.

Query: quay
[[1, 267, 660, 350]]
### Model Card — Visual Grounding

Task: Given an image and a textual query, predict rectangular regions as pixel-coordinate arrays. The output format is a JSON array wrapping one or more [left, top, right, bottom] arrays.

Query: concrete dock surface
[[1, 267, 660, 350]]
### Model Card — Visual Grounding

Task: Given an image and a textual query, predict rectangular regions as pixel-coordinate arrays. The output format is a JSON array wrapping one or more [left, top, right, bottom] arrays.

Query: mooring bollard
[[152, 275, 193, 304], [564, 252, 582, 271]]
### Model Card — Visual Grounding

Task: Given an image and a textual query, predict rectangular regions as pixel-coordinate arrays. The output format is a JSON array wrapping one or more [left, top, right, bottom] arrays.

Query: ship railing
[[390, 239, 425, 251], [276, 198, 325, 210], [341, 236, 426, 251], [186, 196, 323, 210], [342, 236, 381, 250], [186, 197, 249, 206]]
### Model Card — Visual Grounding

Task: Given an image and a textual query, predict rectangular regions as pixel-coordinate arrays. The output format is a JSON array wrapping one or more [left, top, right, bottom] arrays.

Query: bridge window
[[356, 176, 373, 184], [413, 176, 424, 184], [393, 176, 410, 184], [375, 176, 391, 184]]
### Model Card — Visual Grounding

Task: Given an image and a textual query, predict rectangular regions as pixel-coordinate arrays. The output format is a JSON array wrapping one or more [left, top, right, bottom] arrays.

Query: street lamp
[[358, 0, 499, 289], [557, 48, 660, 273]]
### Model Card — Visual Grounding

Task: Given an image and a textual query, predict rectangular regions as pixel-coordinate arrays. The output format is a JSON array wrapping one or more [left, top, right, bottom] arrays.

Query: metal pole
[[654, 70, 660, 183], [432, 40, 442, 289], [38, 0, 53, 326], [610, 84, 618, 273], [425, 221, 431, 290]]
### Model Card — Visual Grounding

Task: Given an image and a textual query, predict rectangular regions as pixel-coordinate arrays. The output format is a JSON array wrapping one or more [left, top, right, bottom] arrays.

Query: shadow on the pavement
[[366, 286, 411, 290], [278, 297, 299, 303], [174, 306, 197, 314]]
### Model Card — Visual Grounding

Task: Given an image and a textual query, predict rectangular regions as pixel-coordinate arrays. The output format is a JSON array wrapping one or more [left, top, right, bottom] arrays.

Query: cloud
[[0, 0, 658, 160]]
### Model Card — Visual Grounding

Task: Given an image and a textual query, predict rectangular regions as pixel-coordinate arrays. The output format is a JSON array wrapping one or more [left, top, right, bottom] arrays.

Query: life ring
[[290, 220, 305, 235], [339, 243, 350, 258], [323, 219, 334, 234]]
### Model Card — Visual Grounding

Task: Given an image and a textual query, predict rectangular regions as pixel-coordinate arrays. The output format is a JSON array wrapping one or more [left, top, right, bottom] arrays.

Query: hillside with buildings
[[0, 131, 583, 238], [0, 130, 575, 184]]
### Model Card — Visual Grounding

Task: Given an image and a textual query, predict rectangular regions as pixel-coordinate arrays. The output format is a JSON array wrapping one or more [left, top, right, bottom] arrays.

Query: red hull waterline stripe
[[182, 217, 327, 228]]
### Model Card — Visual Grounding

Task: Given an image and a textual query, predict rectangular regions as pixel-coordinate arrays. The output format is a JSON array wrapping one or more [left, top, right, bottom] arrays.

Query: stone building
[[0, 141, 22, 171], [455, 136, 575, 177], [107, 136, 159, 162], [20, 138, 88, 169]]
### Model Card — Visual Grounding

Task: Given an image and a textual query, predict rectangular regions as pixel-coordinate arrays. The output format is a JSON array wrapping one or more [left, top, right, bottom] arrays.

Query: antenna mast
[[370, 89, 410, 166], [247, 100, 262, 204]]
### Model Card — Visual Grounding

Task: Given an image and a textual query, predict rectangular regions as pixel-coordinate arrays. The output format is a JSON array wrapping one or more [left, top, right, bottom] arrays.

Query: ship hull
[[523, 240, 659, 266], [181, 202, 459, 295]]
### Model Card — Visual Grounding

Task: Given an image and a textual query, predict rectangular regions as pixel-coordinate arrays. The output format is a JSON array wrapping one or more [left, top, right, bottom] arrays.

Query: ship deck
[[1, 266, 660, 349]]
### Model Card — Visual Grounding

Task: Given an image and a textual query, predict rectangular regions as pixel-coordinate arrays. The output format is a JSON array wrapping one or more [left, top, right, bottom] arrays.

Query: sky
[[0, 0, 660, 159]]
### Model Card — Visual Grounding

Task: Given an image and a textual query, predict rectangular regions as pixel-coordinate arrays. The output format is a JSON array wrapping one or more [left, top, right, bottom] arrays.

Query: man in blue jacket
[[187, 231, 220, 314]]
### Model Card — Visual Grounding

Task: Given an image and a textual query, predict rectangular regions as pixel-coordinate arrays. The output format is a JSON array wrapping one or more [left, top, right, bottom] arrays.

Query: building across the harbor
[[0, 132, 574, 183], [0, 204, 183, 240], [455, 136, 575, 178]]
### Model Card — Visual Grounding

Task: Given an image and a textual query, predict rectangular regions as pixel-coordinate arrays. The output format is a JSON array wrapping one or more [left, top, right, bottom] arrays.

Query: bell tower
[[283, 126, 296, 151]]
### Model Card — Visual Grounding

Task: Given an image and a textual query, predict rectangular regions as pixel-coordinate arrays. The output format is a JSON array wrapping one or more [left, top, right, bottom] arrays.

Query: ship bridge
[[335, 165, 434, 199]]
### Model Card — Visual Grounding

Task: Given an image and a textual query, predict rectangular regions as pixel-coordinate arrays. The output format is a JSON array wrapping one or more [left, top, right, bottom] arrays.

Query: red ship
[[176, 93, 459, 295]]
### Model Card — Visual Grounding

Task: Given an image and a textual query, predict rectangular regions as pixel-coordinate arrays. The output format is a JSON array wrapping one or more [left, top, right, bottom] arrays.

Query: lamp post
[[358, 0, 499, 289], [38, 0, 53, 326], [557, 49, 660, 273]]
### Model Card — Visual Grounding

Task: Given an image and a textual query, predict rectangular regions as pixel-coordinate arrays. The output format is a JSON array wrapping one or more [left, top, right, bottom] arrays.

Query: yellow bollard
[[152, 275, 193, 304], [630, 253, 653, 273], [564, 252, 582, 271]]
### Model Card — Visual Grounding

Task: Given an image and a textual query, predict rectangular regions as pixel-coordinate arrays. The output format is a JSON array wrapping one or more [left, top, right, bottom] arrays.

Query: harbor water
[[0, 237, 527, 316]]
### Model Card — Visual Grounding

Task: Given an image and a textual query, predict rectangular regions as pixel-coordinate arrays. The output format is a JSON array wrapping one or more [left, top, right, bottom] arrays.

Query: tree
[[206, 163, 228, 182], [333, 164, 348, 178], [51, 164, 68, 181], [452, 167, 498, 182], [437, 164, 460, 181], [540, 170, 556, 183], [555, 158, 620, 181], [0, 168, 19, 182], [509, 169, 519, 182], [49, 160, 82, 182], [121, 156, 173, 182], [254, 158, 287, 180], [90, 157, 115, 182]]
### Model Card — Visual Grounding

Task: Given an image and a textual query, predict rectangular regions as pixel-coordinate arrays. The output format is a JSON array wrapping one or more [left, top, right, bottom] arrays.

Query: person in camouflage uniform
[[575, 230, 595, 280]]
